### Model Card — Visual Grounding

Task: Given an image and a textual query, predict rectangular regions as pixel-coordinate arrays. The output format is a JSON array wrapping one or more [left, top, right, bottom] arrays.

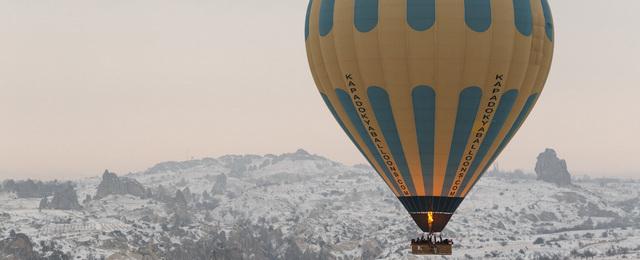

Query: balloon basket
[[410, 238, 453, 255]]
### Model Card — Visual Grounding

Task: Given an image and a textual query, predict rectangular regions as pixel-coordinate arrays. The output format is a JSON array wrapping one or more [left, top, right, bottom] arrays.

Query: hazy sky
[[1, 0, 638, 180]]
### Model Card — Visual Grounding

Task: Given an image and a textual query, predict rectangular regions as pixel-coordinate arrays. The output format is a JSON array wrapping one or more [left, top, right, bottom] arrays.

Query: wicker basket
[[411, 243, 453, 255]]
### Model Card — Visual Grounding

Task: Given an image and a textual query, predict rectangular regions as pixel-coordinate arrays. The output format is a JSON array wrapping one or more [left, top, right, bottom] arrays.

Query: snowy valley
[[1, 149, 639, 260]]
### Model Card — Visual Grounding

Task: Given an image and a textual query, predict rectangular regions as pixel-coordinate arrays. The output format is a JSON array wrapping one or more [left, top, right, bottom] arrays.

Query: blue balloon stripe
[[368, 87, 417, 195], [464, 0, 492, 32], [321, 93, 376, 173], [541, 0, 554, 41], [305, 0, 313, 40], [474, 94, 540, 192], [412, 86, 437, 195], [456, 90, 519, 196], [399, 196, 464, 213], [513, 0, 533, 36], [319, 0, 335, 36], [441, 87, 483, 196], [354, 0, 379, 32], [407, 0, 436, 31], [335, 89, 404, 194]]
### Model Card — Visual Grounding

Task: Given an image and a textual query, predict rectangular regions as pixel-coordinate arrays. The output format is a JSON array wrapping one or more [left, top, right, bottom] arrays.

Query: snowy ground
[[1, 150, 639, 259]]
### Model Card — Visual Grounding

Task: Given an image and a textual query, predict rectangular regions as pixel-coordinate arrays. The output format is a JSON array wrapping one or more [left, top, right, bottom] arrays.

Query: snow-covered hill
[[1, 149, 639, 259]]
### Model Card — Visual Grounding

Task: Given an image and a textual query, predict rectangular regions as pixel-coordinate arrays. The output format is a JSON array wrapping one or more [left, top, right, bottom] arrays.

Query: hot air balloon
[[304, 0, 553, 255]]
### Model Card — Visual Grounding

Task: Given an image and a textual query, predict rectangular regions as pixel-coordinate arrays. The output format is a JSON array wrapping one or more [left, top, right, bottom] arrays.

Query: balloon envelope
[[305, 0, 554, 232]]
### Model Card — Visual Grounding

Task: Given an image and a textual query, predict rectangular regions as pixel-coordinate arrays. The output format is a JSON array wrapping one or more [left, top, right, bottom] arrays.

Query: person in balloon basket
[[412, 234, 453, 246]]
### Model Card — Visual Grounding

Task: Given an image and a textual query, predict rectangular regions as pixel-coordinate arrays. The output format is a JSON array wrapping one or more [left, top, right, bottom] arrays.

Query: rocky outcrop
[[182, 187, 193, 203], [82, 194, 92, 204], [0, 232, 36, 260], [174, 190, 188, 207], [39, 197, 49, 211], [0, 232, 70, 260], [211, 174, 227, 195], [95, 170, 146, 199], [144, 157, 221, 175], [1, 179, 75, 199], [153, 185, 171, 202], [169, 190, 191, 228], [48, 186, 82, 210], [535, 149, 572, 186]]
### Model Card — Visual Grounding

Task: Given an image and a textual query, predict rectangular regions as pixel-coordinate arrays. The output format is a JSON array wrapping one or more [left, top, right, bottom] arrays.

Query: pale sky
[[0, 0, 638, 180]]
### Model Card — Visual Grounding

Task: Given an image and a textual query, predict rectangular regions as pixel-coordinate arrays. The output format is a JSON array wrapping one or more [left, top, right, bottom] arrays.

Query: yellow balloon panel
[[305, 0, 554, 231]]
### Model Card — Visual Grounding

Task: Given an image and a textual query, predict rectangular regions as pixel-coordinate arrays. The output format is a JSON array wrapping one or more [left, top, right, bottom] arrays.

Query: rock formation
[[0, 232, 36, 260], [153, 185, 172, 202], [95, 170, 146, 199], [202, 190, 211, 201], [48, 186, 82, 210], [0, 231, 70, 259], [174, 190, 188, 207], [1, 179, 74, 199], [181, 187, 193, 203], [535, 148, 572, 186], [170, 190, 191, 228], [38, 197, 48, 211], [211, 174, 227, 195], [83, 194, 92, 204]]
